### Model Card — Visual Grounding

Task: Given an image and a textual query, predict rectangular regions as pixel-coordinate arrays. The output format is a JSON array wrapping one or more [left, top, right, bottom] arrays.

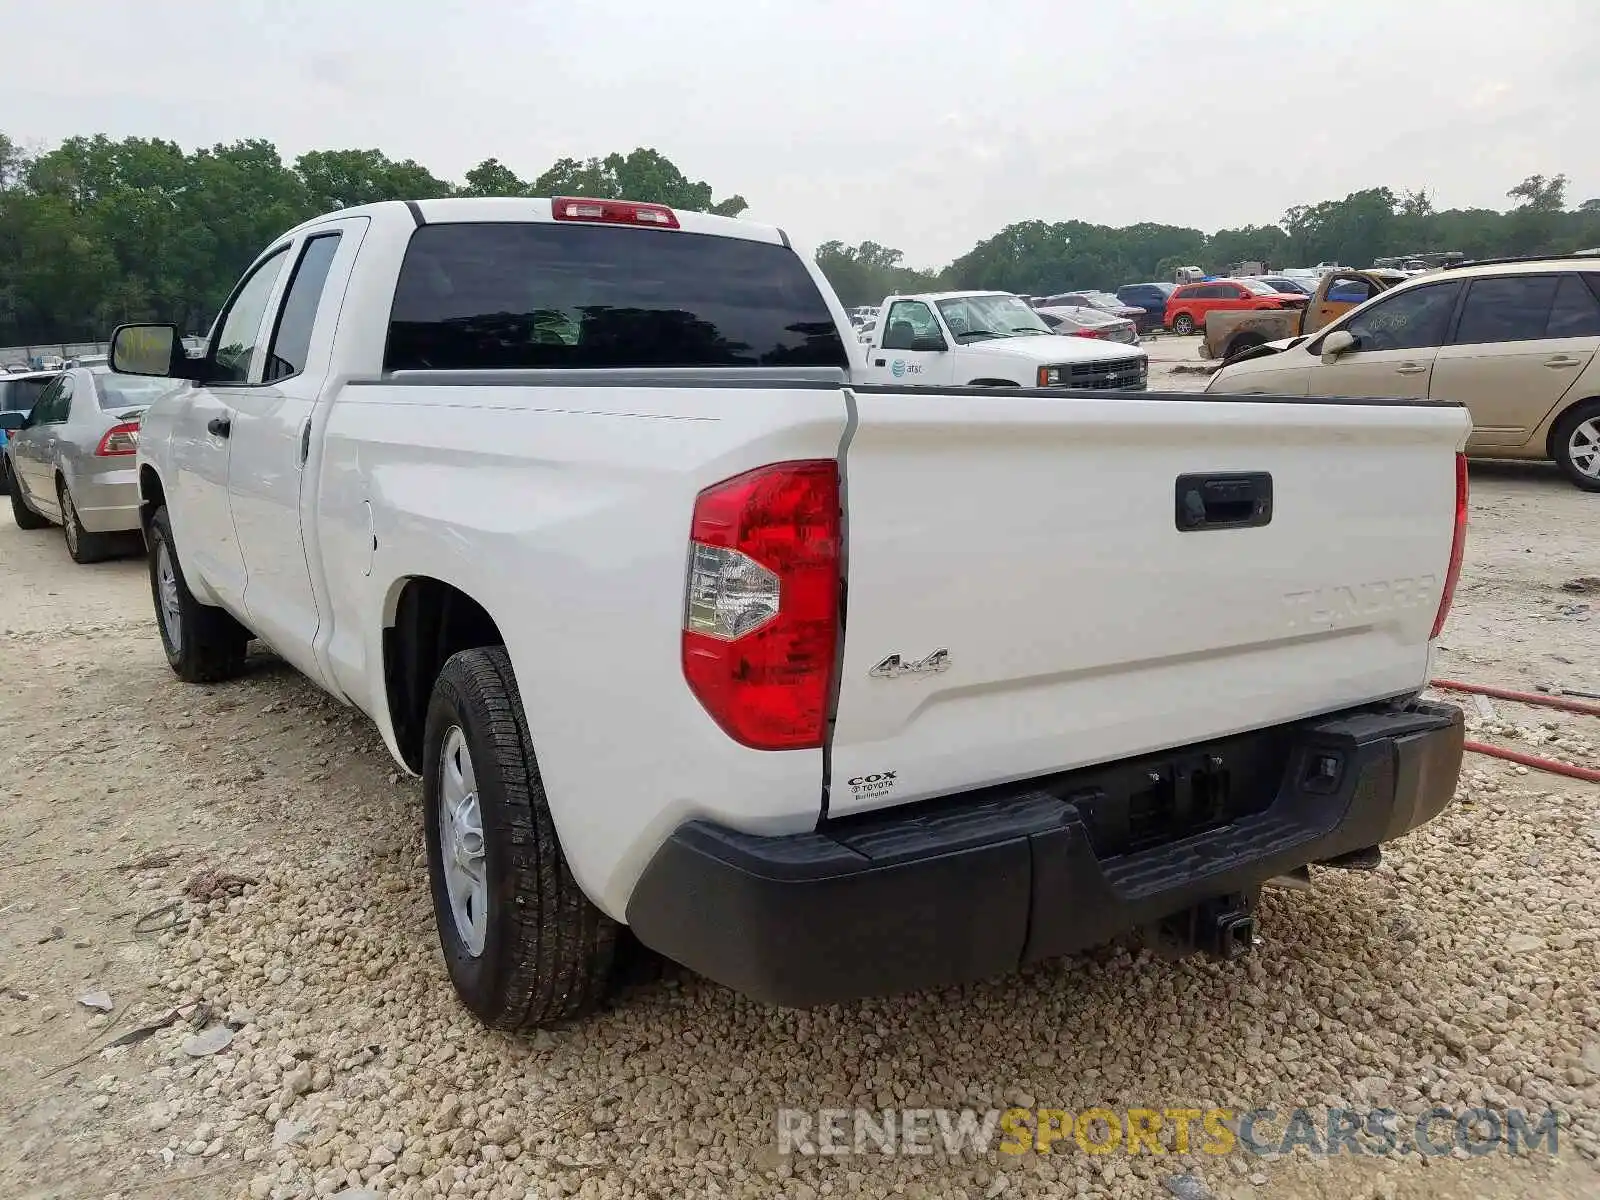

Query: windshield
[[1237, 278, 1280, 296], [935, 294, 1051, 341], [91, 368, 174, 410]]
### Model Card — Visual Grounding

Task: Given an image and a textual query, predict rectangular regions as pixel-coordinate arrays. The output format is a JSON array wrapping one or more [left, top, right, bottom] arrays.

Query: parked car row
[[1, 365, 178, 560]]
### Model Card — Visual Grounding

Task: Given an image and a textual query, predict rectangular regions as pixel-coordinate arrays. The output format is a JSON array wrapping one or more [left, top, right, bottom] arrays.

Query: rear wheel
[[9, 475, 49, 529], [1171, 313, 1196, 335], [423, 646, 618, 1029], [147, 506, 250, 682], [1552, 400, 1600, 492], [59, 480, 117, 564]]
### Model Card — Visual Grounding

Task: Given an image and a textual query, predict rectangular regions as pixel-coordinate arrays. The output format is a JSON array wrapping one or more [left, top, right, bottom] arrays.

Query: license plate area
[[1065, 729, 1295, 859]]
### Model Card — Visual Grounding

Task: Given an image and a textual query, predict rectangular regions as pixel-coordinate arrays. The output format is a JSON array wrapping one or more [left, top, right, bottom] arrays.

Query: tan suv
[[1205, 256, 1600, 490]]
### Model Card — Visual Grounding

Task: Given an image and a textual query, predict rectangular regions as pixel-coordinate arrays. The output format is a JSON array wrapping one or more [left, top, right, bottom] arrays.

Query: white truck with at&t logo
[[855, 290, 1148, 390]]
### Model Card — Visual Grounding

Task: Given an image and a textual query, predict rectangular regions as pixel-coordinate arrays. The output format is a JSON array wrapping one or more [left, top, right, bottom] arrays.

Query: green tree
[[294, 149, 454, 211], [531, 148, 747, 216], [1507, 174, 1567, 212], [813, 241, 939, 306], [461, 158, 527, 197]]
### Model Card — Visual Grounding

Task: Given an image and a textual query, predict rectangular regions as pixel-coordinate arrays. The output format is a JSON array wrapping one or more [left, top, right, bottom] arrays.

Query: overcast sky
[[5, 0, 1596, 266]]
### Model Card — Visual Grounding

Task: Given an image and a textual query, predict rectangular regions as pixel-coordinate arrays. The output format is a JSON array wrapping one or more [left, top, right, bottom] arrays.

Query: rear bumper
[[625, 701, 1464, 1007], [72, 468, 140, 533]]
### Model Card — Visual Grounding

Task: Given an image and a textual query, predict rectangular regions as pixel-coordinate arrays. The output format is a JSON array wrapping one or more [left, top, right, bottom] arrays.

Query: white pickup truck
[[853, 290, 1148, 390], [112, 196, 1469, 1029]]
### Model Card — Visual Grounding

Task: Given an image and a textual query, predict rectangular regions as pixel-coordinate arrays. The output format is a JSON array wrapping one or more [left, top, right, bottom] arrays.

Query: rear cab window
[[384, 223, 849, 371]]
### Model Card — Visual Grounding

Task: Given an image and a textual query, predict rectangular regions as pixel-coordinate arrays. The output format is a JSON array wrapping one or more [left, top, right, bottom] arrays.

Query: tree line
[[2, 130, 1597, 343]]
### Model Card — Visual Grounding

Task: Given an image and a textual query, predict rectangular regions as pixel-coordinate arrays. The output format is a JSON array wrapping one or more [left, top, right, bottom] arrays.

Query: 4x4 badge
[[869, 649, 951, 679]]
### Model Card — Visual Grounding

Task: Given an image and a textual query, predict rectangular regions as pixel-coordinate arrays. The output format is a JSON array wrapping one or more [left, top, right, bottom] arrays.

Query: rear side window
[[385, 223, 849, 371], [265, 233, 343, 382], [1, 378, 52, 412], [92, 371, 177, 411], [1453, 275, 1559, 344], [1545, 275, 1600, 337]]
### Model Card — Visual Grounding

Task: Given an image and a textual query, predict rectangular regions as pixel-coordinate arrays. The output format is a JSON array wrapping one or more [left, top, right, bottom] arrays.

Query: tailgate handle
[[1175, 472, 1272, 532]]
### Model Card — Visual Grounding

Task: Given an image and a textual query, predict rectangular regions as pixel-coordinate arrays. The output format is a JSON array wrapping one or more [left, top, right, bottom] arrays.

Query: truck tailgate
[[828, 387, 1469, 817]]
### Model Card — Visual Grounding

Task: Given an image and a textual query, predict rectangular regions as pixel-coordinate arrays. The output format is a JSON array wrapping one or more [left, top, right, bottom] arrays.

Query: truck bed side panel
[[315, 376, 851, 918]]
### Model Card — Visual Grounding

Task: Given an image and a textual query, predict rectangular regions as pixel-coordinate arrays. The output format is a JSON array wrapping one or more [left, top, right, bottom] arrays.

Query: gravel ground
[[1, 412, 1596, 1199]]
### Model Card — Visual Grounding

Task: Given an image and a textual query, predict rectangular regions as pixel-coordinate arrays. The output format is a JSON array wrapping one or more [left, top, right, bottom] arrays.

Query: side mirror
[[1320, 330, 1358, 360], [109, 323, 201, 380], [0, 411, 24, 432], [910, 335, 947, 353]]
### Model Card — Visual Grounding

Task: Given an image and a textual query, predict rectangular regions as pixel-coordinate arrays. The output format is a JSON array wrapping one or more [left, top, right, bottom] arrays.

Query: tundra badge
[[869, 649, 951, 679]]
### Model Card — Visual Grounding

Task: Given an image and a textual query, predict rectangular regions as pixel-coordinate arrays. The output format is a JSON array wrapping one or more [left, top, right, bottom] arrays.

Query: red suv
[[1164, 279, 1306, 335]]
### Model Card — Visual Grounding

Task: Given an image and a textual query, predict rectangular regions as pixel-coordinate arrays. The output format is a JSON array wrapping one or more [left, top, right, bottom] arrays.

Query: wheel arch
[[382, 574, 508, 774], [966, 377, 1021, 387], [138, 463, 166, 532]]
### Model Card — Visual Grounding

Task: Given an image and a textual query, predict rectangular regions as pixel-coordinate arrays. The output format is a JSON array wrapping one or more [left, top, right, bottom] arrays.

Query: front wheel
[[1171, 313, 1196, 335], [424, 646, 618, 1029], [1552, 400, 1600, 492], [147, 506, 250, 682]]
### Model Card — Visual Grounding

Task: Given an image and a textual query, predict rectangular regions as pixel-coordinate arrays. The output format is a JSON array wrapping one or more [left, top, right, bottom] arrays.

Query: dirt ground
[[0, 394, 1596, 1199]]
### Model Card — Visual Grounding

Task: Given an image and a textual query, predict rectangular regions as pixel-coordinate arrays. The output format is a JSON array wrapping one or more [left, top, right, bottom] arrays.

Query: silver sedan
[[4, 366, 178, 563]]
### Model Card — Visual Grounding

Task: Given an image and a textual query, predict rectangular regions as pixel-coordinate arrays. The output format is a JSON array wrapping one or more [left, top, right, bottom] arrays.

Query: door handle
[[1394, 362, 1427, 375], [1175, 471, 1273, 531], [206, 416, 231, 438], [1544, 356, 1582, 369]]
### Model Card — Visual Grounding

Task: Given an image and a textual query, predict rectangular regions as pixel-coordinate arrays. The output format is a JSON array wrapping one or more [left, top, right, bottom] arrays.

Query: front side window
[[385, 223, 848, 371], [881, 301, 940, 349], [1238, 279, 1278, 296], [210, 247, 291, 384], [1453, 275, 1559, 345], [1343, 281, 1463, 352]]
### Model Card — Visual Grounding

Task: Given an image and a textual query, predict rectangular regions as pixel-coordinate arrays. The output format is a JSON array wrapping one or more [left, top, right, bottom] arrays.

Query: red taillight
[[95, 422, 140, 456], [1068, 328, 1108, 339], [551, 196, 680, 230], [1431, 453, 1469, 639], [682, 460, 841, 751]]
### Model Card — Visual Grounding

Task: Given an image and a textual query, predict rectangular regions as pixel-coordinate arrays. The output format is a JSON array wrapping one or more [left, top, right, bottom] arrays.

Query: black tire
[[147, 506, 250, 682], [59, 479, 117, 564], [1171, 313, 1196, 335], [9, 474, 49, 529], [0, 455, 10, 496], [423, 646, 618, 1029], [1551, 398, 1600, 493]]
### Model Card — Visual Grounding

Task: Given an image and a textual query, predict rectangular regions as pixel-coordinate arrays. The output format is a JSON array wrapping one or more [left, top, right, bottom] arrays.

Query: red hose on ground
[[1427, 678, 1600, 782], [1461, 740, 1600, 784], [1429, 678, 1600, 719]]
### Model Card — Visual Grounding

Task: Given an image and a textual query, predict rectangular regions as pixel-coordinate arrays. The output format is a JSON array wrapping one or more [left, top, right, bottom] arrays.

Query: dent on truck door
[[226, 221, 365, 688]]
